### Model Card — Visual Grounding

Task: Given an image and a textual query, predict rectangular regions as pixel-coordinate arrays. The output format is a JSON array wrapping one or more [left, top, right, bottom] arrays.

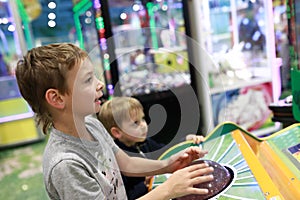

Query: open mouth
[[95, 97, 101, 104]]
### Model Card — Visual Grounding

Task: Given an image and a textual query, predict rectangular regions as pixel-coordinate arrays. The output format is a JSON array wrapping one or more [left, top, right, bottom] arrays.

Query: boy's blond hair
[[15, 43, 88, 134], [98, 97, 144, 135]]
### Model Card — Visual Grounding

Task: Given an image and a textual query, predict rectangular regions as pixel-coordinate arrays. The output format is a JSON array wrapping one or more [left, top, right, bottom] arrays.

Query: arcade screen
[[106, 0, 191, 96]]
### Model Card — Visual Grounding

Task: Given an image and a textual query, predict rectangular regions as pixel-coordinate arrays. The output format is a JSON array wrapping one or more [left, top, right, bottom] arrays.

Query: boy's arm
[[116, 145, 214, 199], [116, 148, 169, 176], [137, 163, 214, 200], [115, 146, 207, 177]]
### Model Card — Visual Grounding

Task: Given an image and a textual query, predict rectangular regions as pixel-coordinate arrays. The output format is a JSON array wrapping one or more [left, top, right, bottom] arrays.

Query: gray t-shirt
[[43, 115, 127, 200]]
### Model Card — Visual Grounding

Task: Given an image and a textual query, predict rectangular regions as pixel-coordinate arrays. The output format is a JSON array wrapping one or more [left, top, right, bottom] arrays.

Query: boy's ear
[[45, 89, 65, 109], [110, 127, 122, 139]]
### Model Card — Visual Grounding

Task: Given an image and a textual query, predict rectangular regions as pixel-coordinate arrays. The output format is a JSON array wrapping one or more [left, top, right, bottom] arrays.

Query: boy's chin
[[137, 137, 147, 143], [94, 106, 101, 113]]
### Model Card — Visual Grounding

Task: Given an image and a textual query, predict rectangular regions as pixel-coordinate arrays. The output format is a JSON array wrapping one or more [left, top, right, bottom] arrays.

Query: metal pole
[[8, 0, 27, 56]]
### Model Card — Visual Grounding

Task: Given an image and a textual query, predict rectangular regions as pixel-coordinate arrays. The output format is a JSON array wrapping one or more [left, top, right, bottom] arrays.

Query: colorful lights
[[0, 17, 14, 32], [48, 13, 56, 20], [120, 13, 127, 20], [47, 20, 56, 28], [93, 0, 114, 95], [47, 1, 56, 28], [93, 0, 101, 9], [48, 1, 56, 9], [0, 18, 9, 25], [7, 24, 15, 32], [132, 4, 140, 12]]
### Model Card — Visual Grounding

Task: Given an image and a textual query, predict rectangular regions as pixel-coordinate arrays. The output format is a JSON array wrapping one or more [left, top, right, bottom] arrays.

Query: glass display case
[[87, 0, 277, 139], [188, 0, 277, 135], [90, 0, 201, 146], [204, 0, 275, 92], [98, 0, 192, 97]]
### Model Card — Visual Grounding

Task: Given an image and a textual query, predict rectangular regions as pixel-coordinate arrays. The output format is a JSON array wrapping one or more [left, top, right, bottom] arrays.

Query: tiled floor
[[0, 139, 49, 200]]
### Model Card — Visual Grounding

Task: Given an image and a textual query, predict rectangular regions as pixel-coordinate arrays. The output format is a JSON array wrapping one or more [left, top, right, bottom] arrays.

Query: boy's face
[[118, 109, 148, 145], [66, 58, 104, 117]]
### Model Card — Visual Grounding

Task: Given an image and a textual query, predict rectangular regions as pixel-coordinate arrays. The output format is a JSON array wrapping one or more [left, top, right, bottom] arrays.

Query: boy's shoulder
[[85, 114, 105, 131], [42, 129, 85, 166], [85, 114, 111, 139]]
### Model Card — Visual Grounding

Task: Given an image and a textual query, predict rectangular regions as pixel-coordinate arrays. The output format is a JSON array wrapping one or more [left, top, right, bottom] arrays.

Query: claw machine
[[0, 0, 43, 149], [91, 0, 202, 151], [187, 0, 278, 136]]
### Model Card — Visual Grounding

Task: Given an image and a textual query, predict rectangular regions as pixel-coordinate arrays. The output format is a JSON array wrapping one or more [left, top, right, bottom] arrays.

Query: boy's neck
[[118, 138, 137, 147], [53, 116, 96, 141]]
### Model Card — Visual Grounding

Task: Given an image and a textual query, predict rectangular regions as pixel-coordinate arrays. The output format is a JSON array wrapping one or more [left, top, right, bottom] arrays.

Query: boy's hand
[[144, 176, 153, 188], [186, 134, 204, 144], [167, 146, 208, 173], [162, 162, 214, 199]]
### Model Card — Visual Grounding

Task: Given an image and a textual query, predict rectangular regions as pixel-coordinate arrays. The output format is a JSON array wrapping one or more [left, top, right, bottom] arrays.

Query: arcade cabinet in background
[[288, 0, 300, 123], [89, 0, 202, 151], [0, 0, 43, 149], [0, 77, 43, 149], [269, 0, 300, 127]]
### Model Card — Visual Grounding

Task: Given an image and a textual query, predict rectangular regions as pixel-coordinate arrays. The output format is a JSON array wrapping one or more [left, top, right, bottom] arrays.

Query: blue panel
[[0, 76, 21, 100]]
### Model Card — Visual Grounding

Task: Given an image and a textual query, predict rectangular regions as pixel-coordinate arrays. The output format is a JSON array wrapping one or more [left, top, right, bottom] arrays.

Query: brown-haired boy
[[16, 43, 213, 200]]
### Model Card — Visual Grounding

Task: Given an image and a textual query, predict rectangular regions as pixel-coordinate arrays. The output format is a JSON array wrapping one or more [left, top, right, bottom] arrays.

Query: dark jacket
[[115, 138, 164, 200]]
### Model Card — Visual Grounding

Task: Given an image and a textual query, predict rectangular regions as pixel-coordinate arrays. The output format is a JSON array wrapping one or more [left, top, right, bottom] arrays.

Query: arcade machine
[[186, 0, 279, 136], [149, 2, 300, 196], [150, 122, 300, 199], [269, 0, 300, 127], [0, 77, 43, 149], [289, 0, 300, 123], [88, 0, 201, 149], [0, 0, 43, 149]]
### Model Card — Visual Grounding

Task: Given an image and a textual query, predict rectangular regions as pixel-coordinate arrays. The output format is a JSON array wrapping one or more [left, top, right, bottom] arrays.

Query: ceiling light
[[48, 13, 56, 20], [8, 24, 15, 32], [48, 20, 56, 27], [48, 2, 56, 9]]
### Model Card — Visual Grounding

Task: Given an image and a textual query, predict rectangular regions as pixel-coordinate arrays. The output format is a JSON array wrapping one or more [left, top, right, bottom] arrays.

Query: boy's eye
[[85, 77, 92, 83], [134, 118, 145, 125]]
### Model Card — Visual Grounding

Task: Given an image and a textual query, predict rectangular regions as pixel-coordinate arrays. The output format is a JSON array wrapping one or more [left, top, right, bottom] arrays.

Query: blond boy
[[98, 96, 205, 199]]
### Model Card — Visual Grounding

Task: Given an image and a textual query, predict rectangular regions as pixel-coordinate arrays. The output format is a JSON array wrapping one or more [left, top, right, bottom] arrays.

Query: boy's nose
[[141, 121, 148, 130], [96, 81, 104, 91]]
